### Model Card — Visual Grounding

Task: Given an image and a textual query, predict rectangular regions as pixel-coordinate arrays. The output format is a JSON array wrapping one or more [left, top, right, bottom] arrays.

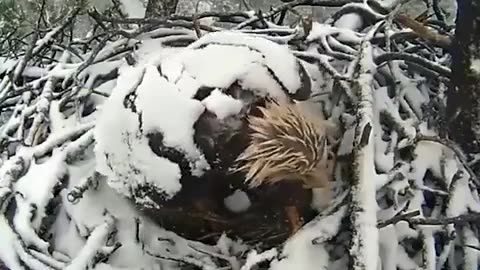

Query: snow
[[154, 31, 310, 105], [310, 188, 332, 210], [463, 227, 479, 270], [135, 66, 210, 176], [185, 31, 305, 96], [0, 57, 17, 74], [307, 22, 364, 44], [334, 13, 363, 31], [91, 30, 320, 203], [119, 0, 146, 18], [348, 27, 380, 270], [202, 89, 244, 119], [472, 58, 480, 75], [94, 66, 186, 200], [2, 151, 74, 234], [241, 248, 278, 270], [271, 205, 346, 270], [224, 189, 251, 213], [0, 8, 478, 270], [79, 60, 123, 89], [0, 216, 25, 270], [63, 215, 115, 270], [34, 26, 62, 50]]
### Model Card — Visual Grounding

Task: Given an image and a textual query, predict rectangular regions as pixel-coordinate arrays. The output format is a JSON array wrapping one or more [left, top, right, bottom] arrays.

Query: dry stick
[[11, 0, 46, 83], [12, 5, 81, 84], [57, 34, 112, 111], [193, 0, 204, 38], [89, 8, 218, 36], [394, 12, 451, 48], [0, 6, 81, 109], [431, 0, 446, 24], [89, 7, 248, 27], [145, 249, 217, 269], [233, 0, 381, 30]]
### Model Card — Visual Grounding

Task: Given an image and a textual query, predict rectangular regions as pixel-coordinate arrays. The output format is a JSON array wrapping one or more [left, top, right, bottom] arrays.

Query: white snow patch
[[471, 58, 480, 75], [94, 66, 183, 199], [307, 22, 364, 44], [334, 13, 363, 31], [0, 57, 18, 74], [202, 89, 244, 119], [224, 189, 251, 213], [135, 65, 209, 176], [14, 153, 67, 239], [182, 31, 304, 97], [241, 248, 277, 270], [118, 0, 146, 18], [272, 203, 346, 270]]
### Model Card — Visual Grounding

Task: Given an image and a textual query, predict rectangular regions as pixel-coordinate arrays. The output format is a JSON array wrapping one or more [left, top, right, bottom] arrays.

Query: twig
[[377, 210, 421, 228], [464, 245, 480, 252], [193, 0, 204, 38], [403, 135, 480, 187], [233, 0, 365, 30], [394, 12, 451, 48], [411, 212, 480, 226], [374, 52, 451, 77], [145, 249, 219, 269], [431, 0, 446, 23], [11, 0, 46, 83], [379, 211, 480, 228]]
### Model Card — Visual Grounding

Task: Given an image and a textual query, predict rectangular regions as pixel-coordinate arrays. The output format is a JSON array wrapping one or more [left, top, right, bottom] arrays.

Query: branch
[[374, 52, 451, 77], [232, 0, 372, 30], [377, 210, 421, 228], [398, 134, 480, 187], [11, 0, 46, 83], [378, 210, 480, 228], [347, 22, 381, 270]]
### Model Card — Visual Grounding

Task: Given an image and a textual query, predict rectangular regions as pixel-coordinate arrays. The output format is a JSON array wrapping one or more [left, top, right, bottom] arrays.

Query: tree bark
[[145, 0, 179, 17], [447, 0, 480, 173]]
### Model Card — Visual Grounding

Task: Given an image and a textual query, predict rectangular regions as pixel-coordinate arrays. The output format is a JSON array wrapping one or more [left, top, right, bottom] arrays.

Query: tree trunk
[[447, 0, 480, 173], [145, 0, 179, 17]]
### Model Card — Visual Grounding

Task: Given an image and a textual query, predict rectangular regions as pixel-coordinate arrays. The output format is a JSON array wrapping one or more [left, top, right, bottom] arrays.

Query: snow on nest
[[0, 29, 321, 269], [160, 31, 308, 100], [13, 152, 67, 251], [94, 64, 207, 201], [224, 189, 251, 213], [306, 22, 365, 44], [271, 205, 347, 270], [94, 31, 311, 201], [201, 89, 244, 120]]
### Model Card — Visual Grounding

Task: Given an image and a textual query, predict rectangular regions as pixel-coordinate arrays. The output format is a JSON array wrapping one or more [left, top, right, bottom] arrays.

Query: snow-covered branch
[[347, 23, 380, 270]]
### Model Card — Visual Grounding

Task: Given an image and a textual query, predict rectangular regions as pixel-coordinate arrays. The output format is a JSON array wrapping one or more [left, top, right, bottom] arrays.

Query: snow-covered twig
[[240, 249, 278, 270], [347, 23, 381, 270], [374, 52, 452, 77], [63, 212, 119, 270]]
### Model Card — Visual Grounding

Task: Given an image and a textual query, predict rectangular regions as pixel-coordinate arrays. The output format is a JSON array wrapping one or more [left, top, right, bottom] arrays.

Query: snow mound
[[94, 31, 313, 204], [161, 31, 312, 101]]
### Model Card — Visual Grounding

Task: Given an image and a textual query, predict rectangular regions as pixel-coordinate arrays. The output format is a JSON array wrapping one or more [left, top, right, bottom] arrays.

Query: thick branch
[[348, 24, 380, 270], [446, 0, 480, 174]]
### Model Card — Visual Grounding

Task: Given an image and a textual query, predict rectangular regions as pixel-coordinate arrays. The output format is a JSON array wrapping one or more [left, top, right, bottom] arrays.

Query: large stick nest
[[1, 1, 479, 270]]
